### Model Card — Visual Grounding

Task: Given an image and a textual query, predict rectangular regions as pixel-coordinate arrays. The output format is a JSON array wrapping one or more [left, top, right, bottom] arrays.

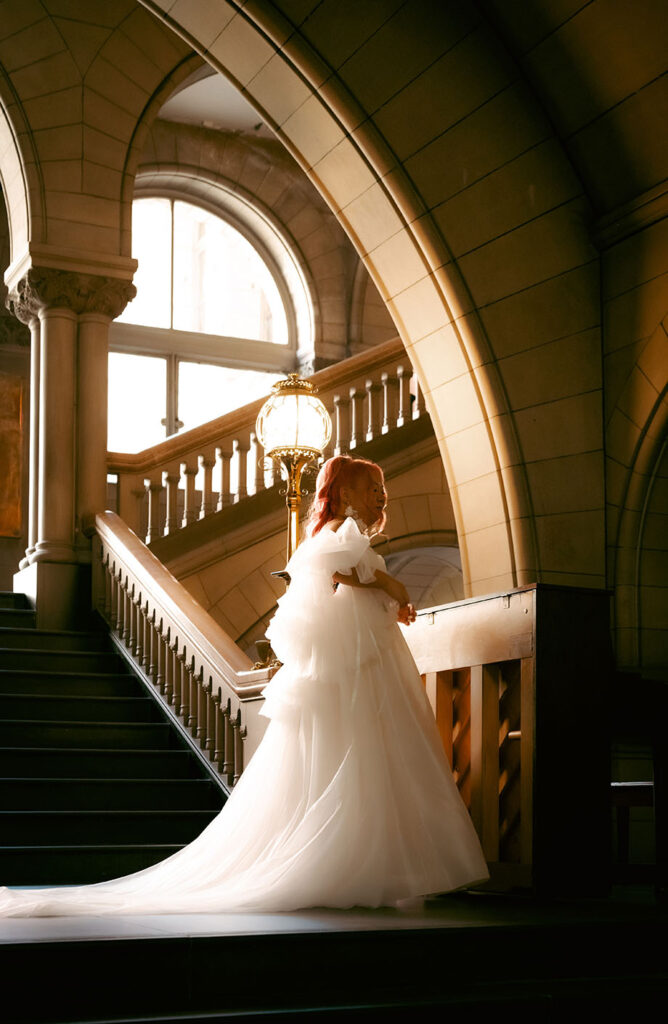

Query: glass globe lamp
[[256, 374, 332, 562]]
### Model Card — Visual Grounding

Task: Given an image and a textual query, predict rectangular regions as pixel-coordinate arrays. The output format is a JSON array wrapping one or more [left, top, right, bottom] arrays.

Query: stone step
[[0, 647, 126, 672], [0, 669, 142, 697], [0, 592, 32, 610], [2, 808, 219, 844], [0, 843, 183, 885], [0, 746, 203, 779], [0, 693, 161, 723], [0, 627, 111, 651], [0, 608, 36, 629], [0, 778, 224, 810], [0, 719, 174, 749]]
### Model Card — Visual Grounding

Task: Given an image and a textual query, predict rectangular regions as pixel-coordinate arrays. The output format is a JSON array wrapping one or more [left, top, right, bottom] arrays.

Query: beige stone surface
[[0, 0, 664, 676]]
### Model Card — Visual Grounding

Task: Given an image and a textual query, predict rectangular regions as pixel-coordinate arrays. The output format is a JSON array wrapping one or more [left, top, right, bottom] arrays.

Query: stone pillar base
[[14, 561, 93, 632]]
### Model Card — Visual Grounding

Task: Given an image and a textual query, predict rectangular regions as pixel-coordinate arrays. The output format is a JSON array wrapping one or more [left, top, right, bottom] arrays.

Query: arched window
[[109, 197, 300, 453]]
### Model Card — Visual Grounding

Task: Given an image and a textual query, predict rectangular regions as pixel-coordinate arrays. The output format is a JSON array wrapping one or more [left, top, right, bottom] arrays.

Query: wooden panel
[[0, 372, 23, 537], [470, 663, 500, 862], [406, 588, 534, 674]]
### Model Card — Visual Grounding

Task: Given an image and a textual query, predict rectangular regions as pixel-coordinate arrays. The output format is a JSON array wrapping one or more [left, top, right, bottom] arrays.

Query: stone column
[[76, 278, 134, 544], [14, 315, 41, 569], [35, 305, 78, 563], [7, 267, 135, 628]]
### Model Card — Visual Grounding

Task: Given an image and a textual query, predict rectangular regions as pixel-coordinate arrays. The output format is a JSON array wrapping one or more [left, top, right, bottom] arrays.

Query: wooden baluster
[[108, 560, 118, 630], [147, 609, 158, 682], [199, 454, 216, 520], [133, 592, 143, 660], [141, 602, 151, 670], [163, 471, 180, 536], [333, 394, 349, 455], [204, 677, 215, 753], [145, 478, 163, 544], [232, 709, 244, 785], [181, 462, 198, 527], [187, 655, 198, 733], [251, 432, 265, 495], [381, 371, 400, 434], [214, 689, 224, 771], [197, 668, 208, 746], [101, 553, 111, 621], [223, 699, 234, 781], [365, 379, 382, 441], [174, 643, 184, 715], [234, 437, 249, 501], [115, 571, 124, 636], [411, 371, 421, 419], [177, 645, 188, 718], [396, 365, 408, 428], [164, 632, 175, 702], [156, 623, 167, 693], [216, 443, 233, 510], [349, 387, 362, 449], [123, 582, 133, 647]]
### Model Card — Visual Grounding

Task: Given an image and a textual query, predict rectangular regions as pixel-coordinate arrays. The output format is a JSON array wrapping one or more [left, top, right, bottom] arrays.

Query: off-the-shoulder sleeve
[[286, 516, 371, 581]]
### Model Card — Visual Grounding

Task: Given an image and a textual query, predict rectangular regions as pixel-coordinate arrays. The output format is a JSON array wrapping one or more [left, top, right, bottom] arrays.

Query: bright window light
[[108, 352, 167, 452], [178, 362, 282, 434], [117, 198, 171, 329], [117, 197, 288, 344]]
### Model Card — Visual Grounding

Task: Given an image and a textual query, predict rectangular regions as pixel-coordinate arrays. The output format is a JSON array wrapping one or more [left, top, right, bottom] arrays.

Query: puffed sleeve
[[284, 516, 371, 582]]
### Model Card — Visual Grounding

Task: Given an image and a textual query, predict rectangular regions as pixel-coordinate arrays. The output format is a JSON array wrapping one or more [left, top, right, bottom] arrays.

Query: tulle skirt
[[0, 539, 488, 917]]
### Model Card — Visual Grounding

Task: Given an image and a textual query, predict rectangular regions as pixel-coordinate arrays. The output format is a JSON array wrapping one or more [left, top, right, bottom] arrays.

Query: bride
[[0, 455, 488, 917]]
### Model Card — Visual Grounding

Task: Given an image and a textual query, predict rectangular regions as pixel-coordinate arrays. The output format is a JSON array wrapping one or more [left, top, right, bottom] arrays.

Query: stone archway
[[138, 0, 548, 597], [0, 0, 609, 600]]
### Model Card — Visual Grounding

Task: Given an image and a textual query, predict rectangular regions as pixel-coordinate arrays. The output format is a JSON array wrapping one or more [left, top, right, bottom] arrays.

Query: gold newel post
[[255, 374, 332, 564]]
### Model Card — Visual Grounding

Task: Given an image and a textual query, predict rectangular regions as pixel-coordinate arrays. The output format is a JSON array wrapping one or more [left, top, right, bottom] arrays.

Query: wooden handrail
[[92, 511, 275, 785], [95, 511, 254, 682]]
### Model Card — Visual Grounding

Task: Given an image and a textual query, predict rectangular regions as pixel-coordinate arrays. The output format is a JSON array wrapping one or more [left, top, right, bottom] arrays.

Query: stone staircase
[[0, 592, 225, 885]]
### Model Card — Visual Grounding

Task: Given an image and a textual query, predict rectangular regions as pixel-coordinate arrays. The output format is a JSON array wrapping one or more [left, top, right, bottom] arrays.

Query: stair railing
[[108, 337, 423, 544], [91, 511, 274, 787]]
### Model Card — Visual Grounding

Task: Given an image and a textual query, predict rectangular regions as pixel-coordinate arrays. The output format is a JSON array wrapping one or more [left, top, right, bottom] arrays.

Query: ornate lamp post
[[256, 373, 332, 563]]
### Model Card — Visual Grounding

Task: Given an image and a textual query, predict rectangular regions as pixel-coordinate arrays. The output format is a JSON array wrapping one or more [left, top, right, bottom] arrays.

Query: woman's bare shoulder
[[321, 517, 344, 534]]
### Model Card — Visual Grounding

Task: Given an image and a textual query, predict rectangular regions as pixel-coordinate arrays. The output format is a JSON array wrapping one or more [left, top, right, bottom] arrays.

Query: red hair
[[307, 456, 386, 536]]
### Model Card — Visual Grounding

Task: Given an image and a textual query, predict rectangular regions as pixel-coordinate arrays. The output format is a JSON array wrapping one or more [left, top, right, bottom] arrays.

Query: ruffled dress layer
[[0, 517, 488, 917]]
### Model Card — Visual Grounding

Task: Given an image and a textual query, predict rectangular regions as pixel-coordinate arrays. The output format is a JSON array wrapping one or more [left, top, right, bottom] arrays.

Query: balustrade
[[92, 511, 273, 789], [108, 337, 424, 545], [404, 583, 611, 895]]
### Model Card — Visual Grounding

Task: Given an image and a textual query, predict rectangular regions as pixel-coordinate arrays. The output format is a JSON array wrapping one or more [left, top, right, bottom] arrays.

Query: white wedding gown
[[0, 517, 488, 917]]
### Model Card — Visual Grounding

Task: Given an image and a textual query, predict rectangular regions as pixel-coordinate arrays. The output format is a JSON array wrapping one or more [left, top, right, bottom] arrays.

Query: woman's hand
[[397, 602, 416, 626]]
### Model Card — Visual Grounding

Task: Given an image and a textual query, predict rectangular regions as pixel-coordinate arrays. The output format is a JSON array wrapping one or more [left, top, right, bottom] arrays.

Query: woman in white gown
[[0, 456, 488, 917]]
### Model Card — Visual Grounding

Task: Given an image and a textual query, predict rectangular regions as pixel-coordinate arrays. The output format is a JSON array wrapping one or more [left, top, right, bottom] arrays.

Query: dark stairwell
[[0, 591, 225, 885]]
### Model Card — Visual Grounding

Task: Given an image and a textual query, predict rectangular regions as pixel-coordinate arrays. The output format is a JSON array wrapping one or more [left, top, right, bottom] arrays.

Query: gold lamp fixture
[[256, 373, 332, 562]]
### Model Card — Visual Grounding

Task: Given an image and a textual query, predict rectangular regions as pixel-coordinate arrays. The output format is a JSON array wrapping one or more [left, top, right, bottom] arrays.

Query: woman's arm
[[333, 568, 416, 623]]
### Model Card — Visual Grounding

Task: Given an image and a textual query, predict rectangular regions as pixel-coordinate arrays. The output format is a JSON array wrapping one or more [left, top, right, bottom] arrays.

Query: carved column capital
[[6, 267, 136, 321]]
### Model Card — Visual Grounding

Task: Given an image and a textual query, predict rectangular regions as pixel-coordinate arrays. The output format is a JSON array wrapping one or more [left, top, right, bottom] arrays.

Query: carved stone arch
[[0, 68, 41, 273], [140, 0, 542, 597], [610, 320, 668, 670]]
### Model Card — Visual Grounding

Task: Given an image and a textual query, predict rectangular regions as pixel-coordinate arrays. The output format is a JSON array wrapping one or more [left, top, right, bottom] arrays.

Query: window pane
[[172, 200, 289, 344], [108, 353, 167, 453], [178, 361, 281, 433], [117, 198, 172, 329]]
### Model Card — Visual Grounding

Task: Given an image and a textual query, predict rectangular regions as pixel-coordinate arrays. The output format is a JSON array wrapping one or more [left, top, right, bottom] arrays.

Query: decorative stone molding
[[0, 310, 30, 346], [6, 267, 136, 322]]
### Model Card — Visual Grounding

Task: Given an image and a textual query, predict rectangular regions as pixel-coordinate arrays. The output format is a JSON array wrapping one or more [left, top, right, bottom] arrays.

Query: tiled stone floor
[[1, 889, 662, 945]]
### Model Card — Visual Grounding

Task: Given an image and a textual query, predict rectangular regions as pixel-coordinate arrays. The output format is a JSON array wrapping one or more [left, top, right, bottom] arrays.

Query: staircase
[[0, 592, 225, 885]]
